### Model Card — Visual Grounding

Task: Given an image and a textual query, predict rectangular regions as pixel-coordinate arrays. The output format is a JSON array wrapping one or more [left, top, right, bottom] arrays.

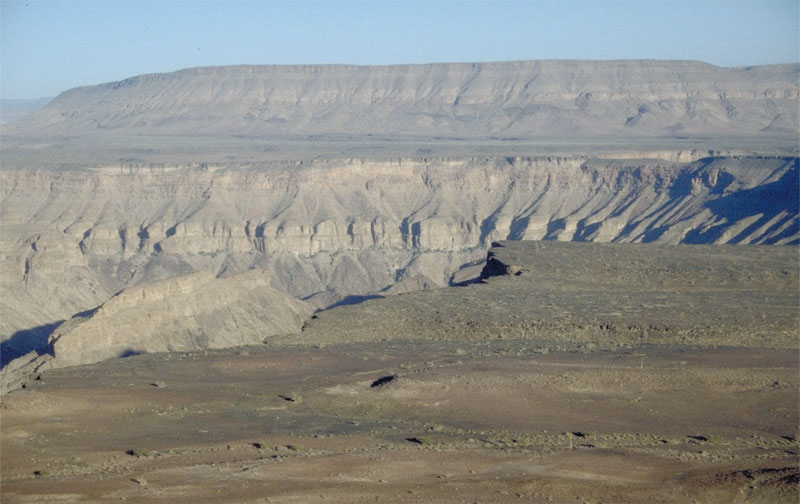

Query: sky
[[1, 0, 798, 99]]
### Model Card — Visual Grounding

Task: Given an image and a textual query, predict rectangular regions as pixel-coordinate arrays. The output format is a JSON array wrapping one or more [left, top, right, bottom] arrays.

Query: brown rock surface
[[1, 268, 312, 392], [48, 269, 312, 368], [288, 241, 799, 349]]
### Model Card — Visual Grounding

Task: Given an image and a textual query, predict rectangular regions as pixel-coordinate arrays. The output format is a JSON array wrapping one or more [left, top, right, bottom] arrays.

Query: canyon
[[1, 240, 797, 503], [1, 60, 798, 376], [1, 59, 798, 502], [2, 154, 797, 373]]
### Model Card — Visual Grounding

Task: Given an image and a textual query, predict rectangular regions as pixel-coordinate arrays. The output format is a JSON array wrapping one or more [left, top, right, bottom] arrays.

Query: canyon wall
[[2, 154, 797, 361], [47, 269, 312, 368]]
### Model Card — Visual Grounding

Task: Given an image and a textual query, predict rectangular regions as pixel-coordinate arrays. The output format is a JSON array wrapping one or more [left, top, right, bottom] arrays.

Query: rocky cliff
[[1, 154, 797, 356], [47, 269, 311, 368], [1, 60, 798, 379], [5, 61, 798, 139]]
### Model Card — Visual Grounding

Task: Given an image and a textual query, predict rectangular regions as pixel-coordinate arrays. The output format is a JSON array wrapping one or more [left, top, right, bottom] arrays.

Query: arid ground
[[2, 241, 797, 503]]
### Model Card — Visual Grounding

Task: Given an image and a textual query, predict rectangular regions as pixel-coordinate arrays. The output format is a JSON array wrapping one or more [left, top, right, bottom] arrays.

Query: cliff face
[[0, 268, 312, 391], [1, 155, 797, 353], [6, 61, 798, 139]]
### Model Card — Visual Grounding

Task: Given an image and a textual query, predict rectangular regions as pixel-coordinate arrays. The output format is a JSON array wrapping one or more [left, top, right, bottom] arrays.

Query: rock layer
[[1, 155, 797, 350], [49, 269, 311, 368]]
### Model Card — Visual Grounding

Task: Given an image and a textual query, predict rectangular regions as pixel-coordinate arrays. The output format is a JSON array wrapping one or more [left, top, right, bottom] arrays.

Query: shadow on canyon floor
[[0, 321, 61, 368]]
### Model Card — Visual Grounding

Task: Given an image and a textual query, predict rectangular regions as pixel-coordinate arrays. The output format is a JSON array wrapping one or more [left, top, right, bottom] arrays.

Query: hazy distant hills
[[4, 60, 798, 139], [0, 98, 52, 125]]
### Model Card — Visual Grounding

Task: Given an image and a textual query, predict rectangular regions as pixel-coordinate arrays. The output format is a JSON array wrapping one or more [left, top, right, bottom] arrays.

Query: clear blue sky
[[1, 0, 798, 99]]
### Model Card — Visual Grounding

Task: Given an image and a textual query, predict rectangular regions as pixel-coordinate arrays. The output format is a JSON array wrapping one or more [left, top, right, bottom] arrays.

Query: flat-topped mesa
[[5, 60, 798, 139]]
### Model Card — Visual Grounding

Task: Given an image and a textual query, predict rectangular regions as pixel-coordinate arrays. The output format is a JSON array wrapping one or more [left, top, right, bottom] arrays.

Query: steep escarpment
[[5, 61, 798, 139], [1, 155, 797, 356], [47, 269, 312, 367]]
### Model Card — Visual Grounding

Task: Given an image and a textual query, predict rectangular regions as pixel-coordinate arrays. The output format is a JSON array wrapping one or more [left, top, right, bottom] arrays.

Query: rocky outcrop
[[0, 350, 53, 395], [6, 61, 798, 139], [1, 268, 312, 392], [50, 269, 310, 366]]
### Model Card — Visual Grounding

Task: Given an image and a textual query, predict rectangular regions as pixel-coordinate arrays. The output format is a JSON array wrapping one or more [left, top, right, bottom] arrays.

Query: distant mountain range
[[3, 60, 797, 139]]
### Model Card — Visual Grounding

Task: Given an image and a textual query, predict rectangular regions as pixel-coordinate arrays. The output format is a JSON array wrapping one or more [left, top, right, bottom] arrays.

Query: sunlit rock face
[[46, 269, 312, 369]]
